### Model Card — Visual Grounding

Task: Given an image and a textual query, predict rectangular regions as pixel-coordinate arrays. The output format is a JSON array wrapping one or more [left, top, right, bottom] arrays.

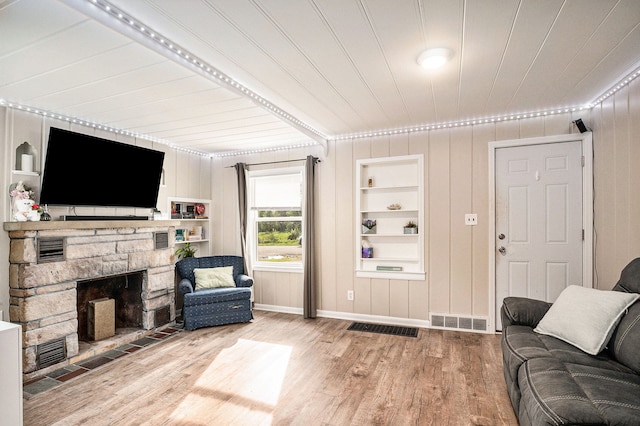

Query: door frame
[[488, 133, 593, 332]]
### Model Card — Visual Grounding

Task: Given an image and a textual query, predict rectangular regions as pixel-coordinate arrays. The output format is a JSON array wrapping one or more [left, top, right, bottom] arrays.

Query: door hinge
[[581, 156, 585, 167], [582, 229, 585, 241]]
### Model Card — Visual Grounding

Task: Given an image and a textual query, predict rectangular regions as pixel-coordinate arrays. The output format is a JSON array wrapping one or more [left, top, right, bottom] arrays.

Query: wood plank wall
[[4, 80, 639, 328], [591, 77, 640, 289], [210, 109, 606, 330]]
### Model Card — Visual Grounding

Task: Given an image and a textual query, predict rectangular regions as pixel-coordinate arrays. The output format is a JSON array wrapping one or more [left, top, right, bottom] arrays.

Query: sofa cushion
[[612, 257, 640, 294], [194, 266, 235, 289], [518, 357, 604, 425], [502, 326, 633, 383], [519, 357, 640, 426], [534, 285, 639, 355], [610, 300, 640, 374]]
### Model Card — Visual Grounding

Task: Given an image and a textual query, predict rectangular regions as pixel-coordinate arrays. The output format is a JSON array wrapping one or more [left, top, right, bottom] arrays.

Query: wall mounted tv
[[40, 127, 165, 209]]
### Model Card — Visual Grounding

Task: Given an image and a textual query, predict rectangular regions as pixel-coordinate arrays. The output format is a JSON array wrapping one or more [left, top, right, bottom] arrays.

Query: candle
[[21, 154, 33, 172]]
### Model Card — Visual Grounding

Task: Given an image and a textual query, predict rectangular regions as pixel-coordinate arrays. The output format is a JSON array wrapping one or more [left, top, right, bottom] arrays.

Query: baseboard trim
[[253, 304, 431, 329], [254, 304, 303, 315]]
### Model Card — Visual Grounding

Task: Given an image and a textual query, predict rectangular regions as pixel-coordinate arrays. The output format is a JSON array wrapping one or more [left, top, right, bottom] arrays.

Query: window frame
[[247, 166, 304, 272]]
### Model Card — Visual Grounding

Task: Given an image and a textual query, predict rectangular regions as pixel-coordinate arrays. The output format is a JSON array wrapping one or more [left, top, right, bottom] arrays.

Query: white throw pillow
[[194, 266, 236, 289], [534, 285, 639, 355]]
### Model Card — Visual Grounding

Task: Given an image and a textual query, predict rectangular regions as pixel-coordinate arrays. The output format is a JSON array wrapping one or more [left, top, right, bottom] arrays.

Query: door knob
[[498, 246, 506, 255], [498, 233, 505, 240]]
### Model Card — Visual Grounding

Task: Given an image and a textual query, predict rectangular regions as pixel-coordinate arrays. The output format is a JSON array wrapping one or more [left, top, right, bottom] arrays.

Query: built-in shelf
[[168, 197, 211, 257], [11, 170, 39, 176], [356, 155, 425, 280]]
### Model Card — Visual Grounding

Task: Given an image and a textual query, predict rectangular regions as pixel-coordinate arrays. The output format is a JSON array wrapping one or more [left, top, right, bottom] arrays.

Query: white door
[[495, 141, 583, 328]]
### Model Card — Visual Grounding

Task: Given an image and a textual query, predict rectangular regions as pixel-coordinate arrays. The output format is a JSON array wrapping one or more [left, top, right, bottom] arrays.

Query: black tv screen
[[40, 127, 165, 209]]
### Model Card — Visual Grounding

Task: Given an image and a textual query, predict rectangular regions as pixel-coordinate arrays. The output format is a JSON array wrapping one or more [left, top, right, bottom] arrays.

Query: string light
[[4, 1, 640, 156], [331, 105, 594, 141], [85, 0, 327, 142], [0, 99, 209, 157]]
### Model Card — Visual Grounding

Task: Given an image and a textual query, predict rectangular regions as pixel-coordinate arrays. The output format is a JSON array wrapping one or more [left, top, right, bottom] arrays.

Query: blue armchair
[[175, 255, 253, 330]]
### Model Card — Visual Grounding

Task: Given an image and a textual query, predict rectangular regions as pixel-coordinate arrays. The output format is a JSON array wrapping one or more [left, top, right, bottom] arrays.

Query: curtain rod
[[225, 157, 320, 168]]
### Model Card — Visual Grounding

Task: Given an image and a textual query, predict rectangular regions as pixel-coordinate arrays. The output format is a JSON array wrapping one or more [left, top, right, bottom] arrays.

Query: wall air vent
[[37, 237, 65, 263], [430, 313, 489, 333], [154, 231, 169, 250], [37, 338, 66, 369]]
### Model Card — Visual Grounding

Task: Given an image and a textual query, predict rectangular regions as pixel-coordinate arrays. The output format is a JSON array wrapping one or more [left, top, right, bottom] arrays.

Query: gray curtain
[[234, 163, 248, 268], [303, 156, 319, 319]]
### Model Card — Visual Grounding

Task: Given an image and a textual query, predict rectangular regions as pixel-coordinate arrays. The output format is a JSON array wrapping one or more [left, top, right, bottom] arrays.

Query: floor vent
[[37, 237, 65, 263], [154, 232, 169, 249], [347, 322, 418, 337], [37, 338, 66, 369], [430, 314, 488, 332]]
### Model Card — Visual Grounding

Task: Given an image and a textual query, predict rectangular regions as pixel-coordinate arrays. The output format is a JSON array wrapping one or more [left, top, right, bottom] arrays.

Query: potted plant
[[404, 221, 418, 234], [362, 219, 377, 234], [175, 242, 197, 260]]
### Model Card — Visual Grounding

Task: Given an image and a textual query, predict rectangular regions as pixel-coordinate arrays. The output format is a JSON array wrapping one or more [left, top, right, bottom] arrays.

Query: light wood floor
[[23, 311, 518, 426]]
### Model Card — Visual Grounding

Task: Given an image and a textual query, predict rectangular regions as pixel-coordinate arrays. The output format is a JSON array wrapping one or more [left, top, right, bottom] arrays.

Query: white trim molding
[[488, 132, 594, 332]]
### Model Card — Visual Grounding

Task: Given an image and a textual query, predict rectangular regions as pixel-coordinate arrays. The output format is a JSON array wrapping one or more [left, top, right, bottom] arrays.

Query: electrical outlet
[[347, 290, 354, 301], [465, 214, 478, 226]]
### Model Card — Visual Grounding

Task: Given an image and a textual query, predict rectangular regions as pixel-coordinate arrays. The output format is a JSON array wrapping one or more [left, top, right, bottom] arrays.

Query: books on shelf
[[376, 265, 403, 271]]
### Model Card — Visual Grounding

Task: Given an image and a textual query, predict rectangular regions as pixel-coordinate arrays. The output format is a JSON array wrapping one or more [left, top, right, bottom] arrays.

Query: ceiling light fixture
[[417, 48, 453, 69]]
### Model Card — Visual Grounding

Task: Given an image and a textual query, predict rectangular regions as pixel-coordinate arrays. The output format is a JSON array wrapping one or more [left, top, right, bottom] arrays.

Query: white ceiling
[[1, 0, 640, 155]]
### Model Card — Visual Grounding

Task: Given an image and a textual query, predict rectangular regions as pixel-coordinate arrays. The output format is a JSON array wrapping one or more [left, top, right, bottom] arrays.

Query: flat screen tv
[[40, 127, 165, 209]]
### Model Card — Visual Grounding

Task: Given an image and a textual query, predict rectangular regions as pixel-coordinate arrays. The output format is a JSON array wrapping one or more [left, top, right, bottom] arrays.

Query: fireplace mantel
[[3, 219, 181, 232]]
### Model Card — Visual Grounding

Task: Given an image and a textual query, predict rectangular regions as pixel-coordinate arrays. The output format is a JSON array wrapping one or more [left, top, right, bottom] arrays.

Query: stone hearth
[[3, 220, 180, 375]]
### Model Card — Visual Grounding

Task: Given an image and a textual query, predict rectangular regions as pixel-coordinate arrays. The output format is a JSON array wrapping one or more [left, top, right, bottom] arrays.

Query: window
[[248, 167, 303, 270]]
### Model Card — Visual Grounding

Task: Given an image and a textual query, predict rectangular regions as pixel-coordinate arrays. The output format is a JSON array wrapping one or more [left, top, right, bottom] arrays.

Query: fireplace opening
[[77, 271, 144, 341]]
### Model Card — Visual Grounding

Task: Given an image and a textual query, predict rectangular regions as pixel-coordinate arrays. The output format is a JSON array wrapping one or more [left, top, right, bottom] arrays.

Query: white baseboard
[[253, 304, 431, 329], [254, 304, 303, 315]]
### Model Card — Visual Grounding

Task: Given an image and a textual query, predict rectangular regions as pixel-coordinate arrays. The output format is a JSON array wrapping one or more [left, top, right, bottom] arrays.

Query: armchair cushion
[[194, 266, 235, 289]]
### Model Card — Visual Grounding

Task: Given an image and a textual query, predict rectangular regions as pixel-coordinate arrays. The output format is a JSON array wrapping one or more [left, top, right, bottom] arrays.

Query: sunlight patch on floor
[[170, 338, 292, 423]]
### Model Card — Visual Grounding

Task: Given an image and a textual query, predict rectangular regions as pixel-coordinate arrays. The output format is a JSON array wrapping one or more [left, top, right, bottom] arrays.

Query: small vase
[[40, 205, 51, 221], [362, 225, 376, 234], [403, 227, 418, 234]]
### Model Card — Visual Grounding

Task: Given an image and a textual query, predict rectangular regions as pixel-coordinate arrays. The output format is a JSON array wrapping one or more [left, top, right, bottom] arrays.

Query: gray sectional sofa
[[500, 258, 640, 425]]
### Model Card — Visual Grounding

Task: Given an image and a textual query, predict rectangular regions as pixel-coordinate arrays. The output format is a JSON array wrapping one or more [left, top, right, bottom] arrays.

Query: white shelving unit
[[0, 321, 23, 426], [355, 155, 425, 280], [168, 197, 212, 257]]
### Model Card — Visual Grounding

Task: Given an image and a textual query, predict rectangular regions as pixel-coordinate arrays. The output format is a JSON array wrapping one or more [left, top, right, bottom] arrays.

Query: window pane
[[258, 210, 302, 218], [253, 173, 302, 208], [257, 219, 302, 263]]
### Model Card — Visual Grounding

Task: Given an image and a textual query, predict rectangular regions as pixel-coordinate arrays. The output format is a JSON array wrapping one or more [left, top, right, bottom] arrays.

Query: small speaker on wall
[[573, 118, 589, 133]]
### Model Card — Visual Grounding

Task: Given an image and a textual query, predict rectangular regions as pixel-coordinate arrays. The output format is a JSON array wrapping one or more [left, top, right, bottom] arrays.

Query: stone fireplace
[[3, 220, 180, 376]]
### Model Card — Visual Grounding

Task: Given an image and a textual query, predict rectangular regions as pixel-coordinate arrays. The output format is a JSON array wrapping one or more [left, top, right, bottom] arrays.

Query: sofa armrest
[[501, 297, 552, 329], [235, 274, 254, 288], [178, 278, 194, 295]]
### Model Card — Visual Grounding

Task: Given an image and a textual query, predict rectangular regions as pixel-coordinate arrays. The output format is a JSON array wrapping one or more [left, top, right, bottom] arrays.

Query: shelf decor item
[[8, 181, 41, 222], [195, 203, 206, 218], [387, 203, 401, 210], [362, 219, 377, 234], [404, 221, 418, 234], [40, 204, 51, 221], [175, 242, 197, 260], [361, 241, 373, 258]]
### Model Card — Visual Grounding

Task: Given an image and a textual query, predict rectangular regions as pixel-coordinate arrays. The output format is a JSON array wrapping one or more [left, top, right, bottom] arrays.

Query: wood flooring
[[23, 311, 518, 425]]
